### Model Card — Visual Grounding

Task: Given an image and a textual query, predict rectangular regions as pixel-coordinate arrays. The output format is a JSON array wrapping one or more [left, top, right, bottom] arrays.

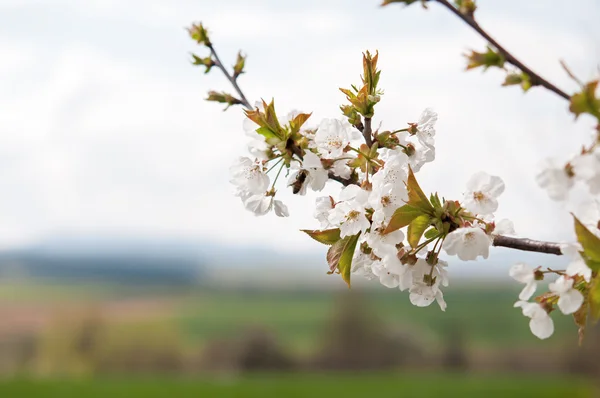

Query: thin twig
[[434, 0, 570, 101], [208, 44, 252, 109], [492, 235, 562, 255]]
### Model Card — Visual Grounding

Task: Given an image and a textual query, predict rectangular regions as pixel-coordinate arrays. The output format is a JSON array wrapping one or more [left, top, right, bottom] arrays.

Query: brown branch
[[433, 0, 570, 101], [492, 235, 562, 255], [328, 172, 357, 186], [207, 44, 253, 110], [363, 117, 373, 146]]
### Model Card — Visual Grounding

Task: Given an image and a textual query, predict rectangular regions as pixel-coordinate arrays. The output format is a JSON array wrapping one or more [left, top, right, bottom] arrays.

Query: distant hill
[[0, 233, 570, 287]]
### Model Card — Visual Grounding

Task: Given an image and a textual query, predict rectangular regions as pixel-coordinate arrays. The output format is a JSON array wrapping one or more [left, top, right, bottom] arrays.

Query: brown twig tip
[[492, 235, 562, 255]]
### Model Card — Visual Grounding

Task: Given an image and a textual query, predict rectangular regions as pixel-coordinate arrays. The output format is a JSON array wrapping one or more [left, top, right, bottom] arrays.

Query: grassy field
[[0, 374, 594, 398], [175, 287, 580, 352], [0, 280, 583, 353]]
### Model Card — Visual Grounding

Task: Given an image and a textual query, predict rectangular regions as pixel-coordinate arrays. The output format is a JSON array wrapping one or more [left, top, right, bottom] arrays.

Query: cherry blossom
[[314, 118, 352, 159], [443, 227, 490, 260], [548, 276, 584, 315], [509, 263, 537, 300], [462, 172, 505, 215], [412, 108, 437, 148], [514, 301, 554, 340], [230, 157, 269, 195], [535, 158, 574, 201]]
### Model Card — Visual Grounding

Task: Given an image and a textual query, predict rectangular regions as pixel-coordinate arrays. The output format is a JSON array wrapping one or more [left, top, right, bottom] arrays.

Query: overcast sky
[[1, 0, 599, 265]]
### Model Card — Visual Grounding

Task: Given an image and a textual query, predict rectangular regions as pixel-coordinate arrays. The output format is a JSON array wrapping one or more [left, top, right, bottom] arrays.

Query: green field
[[0, 374, 594, 398], [175, 287, 580, 352]]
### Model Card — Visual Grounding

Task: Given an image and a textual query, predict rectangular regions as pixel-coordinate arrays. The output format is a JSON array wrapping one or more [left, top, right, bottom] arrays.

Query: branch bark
[[492, 235, 562, 255], [208, 44, 253, 110], [433, 0, 570, 101], [363, 117, 373, 147]]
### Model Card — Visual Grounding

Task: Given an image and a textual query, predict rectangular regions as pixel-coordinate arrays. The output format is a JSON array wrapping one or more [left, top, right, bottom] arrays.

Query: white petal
[[557, 289, 584, 315], [529, 315, 554, 340], [519, 281, 537, 301], [274, 200, 289, 217]]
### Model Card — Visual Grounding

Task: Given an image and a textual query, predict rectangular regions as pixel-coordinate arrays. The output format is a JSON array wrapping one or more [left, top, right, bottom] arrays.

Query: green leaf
[[465, 46, 505, 71], [384, 204, 423, 234], [424, 227, 439, 240], [429, 193, 442, 209], [255, 126, 278, 140], [301, 229, 341, 245], [233, 51, 246, 78], [326, 233, 360, 288], [406, 166, 434, 214], [569, 81, 600, 119], [289, 113, 312, 134], [408, 215, 431, 249], [574, 215, 600, 272]]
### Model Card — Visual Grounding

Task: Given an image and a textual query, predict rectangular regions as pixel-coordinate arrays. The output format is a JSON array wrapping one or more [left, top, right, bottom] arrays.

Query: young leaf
[[384, 204, 423, 234], [407, 214, 431, 249], [302, 229, 341, 245], [569, 81, 600, 119], [424, 227, 439, 240], [430, 192, 442, 209], [406, 166, 434, 214], [326, 233, 360, 287], [574, 215, 600, 272]]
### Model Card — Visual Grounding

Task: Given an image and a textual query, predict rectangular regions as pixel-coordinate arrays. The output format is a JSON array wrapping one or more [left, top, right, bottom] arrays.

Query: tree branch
[[328, 172, 357, 186], [363, 117, 373, 147], [492, 235, 562, 255], [207, 44, 253, 110], [433, 0, 570, 101]]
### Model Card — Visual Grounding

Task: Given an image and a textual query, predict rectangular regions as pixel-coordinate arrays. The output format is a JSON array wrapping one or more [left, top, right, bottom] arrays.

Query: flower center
[[347, 210, 360, 221], [327, 137, 343, 149], [473, 191, 485, 202], [381, 195, 392, 207]]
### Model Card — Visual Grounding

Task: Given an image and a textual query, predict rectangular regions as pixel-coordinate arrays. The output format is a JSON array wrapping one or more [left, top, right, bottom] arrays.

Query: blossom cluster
[[230, 97, 520, 314]]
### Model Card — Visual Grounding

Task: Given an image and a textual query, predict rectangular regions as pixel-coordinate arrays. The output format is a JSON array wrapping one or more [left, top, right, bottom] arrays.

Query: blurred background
[[1, 0, 600, 396]]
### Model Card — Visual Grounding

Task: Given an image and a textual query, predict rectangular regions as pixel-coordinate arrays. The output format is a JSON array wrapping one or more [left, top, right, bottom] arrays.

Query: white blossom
[[314, 196, 334, 228], [413, 108, 437, 148], [462, 172, 505, 215], [395, 133, 435, 173], [371, 154, 409, 193], [409, 284, 447, 311], [494, 218, 515, 236], [372, 255, 412, 290], [314, 118, 351, 159], [331, 158, 353, 180], [369, 182, 408, 226], [443, 227, 490, 261], [571, 150, 600, 194], [561, 243, 592, 282], [230, 157, 270, 195], [514, 301, 554, 340], [364, 228, 404, 258], [327, 187, 370, 238], [509, 263, 537, 300], [352, 252, 376, 280], [244, 193, 289, 217], [535, 158, 574, 201], [548, 275, 584, 315], [288, 151, 328, 195]]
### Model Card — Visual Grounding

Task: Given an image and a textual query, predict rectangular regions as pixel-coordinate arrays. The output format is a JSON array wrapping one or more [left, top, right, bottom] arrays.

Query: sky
[[1, 0, 599, 267]]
